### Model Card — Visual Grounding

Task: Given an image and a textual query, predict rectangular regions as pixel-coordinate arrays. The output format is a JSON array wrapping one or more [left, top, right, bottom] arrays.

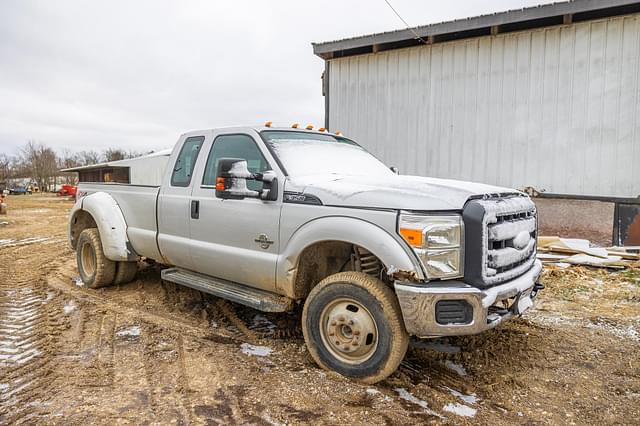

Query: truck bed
[[78, 183, 162, 260]]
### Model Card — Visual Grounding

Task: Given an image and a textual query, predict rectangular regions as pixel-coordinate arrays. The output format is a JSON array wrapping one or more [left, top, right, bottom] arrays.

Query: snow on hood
[[285, 174, 522, 210]]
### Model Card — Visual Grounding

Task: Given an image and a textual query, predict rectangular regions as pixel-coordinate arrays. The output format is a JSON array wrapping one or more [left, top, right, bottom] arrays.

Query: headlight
[[398, 214, 464, 279]]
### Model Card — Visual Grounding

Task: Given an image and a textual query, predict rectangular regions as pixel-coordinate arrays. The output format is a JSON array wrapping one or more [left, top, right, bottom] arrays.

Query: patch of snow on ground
[[586, 321, 639, 342], [63, 301, 77, 315], [240, 343, 273, 357], [532, 312, 640, 342], [366, 388, 391, 401], [445, 386, 478, 405], [250, 314, 277, 334], [116, 325, 141, 338], [395, 388, 444, 419], [0, 236, 50, 248], [444, 360, 467, 376], [443, 402, 477, 417], [73, 277, 84, 287]]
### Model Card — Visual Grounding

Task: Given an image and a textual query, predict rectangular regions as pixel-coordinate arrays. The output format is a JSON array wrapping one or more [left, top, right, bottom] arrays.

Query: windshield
[[261, 131, 394, 178]]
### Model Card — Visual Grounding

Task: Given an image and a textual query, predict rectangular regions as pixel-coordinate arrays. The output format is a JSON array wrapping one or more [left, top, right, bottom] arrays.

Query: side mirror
[[260, 170, 279, 201], [215, 158, 278, 201], [390, 166, 399, 175]]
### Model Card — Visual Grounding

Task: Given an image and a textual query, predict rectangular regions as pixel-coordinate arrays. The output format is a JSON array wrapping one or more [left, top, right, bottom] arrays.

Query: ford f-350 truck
[[68, 125, 543, 383]]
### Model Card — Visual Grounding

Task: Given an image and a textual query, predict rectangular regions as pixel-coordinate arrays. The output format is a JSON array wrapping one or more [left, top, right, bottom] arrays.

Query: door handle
[[191, 200, 199, 219]]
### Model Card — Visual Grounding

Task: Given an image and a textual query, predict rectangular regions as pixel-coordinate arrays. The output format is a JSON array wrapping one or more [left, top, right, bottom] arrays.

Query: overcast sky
[[0, 0, 553, 156]]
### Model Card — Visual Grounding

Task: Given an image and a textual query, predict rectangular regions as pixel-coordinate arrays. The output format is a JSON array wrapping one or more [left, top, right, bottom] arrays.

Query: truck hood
[[285, 174, 522, 210]]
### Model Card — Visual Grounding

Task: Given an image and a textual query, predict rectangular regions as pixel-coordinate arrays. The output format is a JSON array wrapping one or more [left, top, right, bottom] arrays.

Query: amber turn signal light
[[399, 227, 423, 247], [215, 177, 225, 191]]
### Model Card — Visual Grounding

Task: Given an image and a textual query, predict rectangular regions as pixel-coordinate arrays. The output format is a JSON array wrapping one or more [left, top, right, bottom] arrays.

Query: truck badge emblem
[[254, 233, 274, 249]]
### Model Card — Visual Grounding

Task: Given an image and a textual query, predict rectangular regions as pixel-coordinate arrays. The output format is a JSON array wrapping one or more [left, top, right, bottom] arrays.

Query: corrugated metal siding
[[328, 14, 640, 198]]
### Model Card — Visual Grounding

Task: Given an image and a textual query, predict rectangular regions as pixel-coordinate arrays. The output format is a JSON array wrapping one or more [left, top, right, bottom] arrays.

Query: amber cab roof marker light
[[305, 124, 314, 130], [264, 121, 273, 127], [335, 131, 343, 136], [318, 127, 326, 132], [291, 123, 300, 129]]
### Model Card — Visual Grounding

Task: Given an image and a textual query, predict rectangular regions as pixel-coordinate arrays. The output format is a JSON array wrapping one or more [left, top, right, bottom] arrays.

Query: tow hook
[[531, 282, 545, 298]]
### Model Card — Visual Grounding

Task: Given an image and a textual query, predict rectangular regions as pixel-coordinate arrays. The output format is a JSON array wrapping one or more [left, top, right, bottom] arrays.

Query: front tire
[[76, 228, 116, 288], [302, 272, 409, 384]]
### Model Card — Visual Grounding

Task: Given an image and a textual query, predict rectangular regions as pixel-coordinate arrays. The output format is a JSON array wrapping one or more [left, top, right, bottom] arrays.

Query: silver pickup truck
[[68, 125, 543, 383]]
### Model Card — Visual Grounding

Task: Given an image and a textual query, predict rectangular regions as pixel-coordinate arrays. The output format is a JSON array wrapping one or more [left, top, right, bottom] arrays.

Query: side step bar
[[161, 267, 294, 313]]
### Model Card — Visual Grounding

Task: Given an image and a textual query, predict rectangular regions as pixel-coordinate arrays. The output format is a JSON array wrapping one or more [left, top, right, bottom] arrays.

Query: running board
[[161, 267, 294, 312]]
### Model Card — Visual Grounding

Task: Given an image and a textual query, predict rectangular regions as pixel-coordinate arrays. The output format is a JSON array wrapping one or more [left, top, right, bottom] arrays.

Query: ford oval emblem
[[513, 230, 531, 250]]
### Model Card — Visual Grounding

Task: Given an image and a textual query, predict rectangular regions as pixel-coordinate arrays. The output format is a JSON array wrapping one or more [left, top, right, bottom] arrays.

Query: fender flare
[[69, 192, 137, 261], [276, 216, 425, 297]]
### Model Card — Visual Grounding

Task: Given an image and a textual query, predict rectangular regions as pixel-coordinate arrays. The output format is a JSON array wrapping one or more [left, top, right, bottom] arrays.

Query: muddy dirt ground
[[0, 194, 639, 425]]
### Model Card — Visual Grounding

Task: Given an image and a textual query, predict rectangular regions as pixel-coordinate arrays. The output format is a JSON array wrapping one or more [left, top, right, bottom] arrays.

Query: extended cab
[[69, 126, 543, 383]]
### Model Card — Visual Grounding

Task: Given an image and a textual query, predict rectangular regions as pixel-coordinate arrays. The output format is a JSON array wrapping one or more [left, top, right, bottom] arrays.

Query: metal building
[[313, 0, 640, 201]]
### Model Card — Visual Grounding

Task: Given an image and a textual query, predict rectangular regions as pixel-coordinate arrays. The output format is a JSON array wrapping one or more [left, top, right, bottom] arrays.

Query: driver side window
[[202, 134, 270, 191]]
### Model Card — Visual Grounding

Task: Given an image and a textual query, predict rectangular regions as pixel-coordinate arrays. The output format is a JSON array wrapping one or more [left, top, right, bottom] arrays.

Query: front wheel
[[302, 272, 409, 384]]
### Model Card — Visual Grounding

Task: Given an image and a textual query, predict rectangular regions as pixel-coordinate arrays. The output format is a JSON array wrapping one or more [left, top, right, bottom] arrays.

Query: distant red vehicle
[[58, 184, 77, 197]]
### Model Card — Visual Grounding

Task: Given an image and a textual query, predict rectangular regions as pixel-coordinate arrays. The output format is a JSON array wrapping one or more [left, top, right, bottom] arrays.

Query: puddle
[[240, 343, 273, 357]]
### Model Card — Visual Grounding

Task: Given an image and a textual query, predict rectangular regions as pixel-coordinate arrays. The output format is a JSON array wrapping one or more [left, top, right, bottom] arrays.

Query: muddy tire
[[76, 228, 116, 288], [114, 261, 138, 285], [302, 271, 409, 384]]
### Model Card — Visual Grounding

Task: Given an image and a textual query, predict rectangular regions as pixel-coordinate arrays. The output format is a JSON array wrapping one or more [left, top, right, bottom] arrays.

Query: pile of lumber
[[537, 236, 639, 269]]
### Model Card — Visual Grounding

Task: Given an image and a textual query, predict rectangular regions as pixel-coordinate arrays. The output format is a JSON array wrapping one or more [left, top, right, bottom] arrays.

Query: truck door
[[157, 135, 206, 269], [189, 133, 281, 291]]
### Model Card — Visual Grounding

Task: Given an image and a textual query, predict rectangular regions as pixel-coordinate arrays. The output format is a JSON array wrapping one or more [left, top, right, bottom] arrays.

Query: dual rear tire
[[76, 228, 137, 288]]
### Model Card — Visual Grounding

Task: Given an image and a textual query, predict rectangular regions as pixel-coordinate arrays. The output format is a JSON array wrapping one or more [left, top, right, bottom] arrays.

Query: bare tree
[[57, 149, 80, 184], [21, 141, 58, 192], [0, 154, 10, 184], [103, 148, 127, 162], [76, 150, 101, 166]]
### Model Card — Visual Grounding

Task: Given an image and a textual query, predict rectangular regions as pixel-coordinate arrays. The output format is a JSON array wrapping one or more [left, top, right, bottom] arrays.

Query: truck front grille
[[463, 195, 537, 288]]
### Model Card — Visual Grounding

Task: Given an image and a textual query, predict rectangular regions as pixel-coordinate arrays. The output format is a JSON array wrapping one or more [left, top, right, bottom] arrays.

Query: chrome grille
[[479, 197, 537, 285]]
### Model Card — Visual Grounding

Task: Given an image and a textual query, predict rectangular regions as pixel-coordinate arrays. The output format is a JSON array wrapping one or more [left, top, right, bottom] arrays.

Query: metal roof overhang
[[313, 0, 640, 59]]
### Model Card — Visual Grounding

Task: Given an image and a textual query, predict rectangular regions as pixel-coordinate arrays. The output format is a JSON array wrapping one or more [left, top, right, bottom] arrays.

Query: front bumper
[[395, 260, 543, 338]]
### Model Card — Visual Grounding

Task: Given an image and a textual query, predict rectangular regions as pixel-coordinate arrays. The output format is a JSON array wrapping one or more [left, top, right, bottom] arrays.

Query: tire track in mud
[[0, 243, 68, 424]]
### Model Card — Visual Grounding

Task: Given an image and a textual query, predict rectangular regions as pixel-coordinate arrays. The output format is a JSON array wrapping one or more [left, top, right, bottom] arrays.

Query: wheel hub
[[320, 299, 378, 364]]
